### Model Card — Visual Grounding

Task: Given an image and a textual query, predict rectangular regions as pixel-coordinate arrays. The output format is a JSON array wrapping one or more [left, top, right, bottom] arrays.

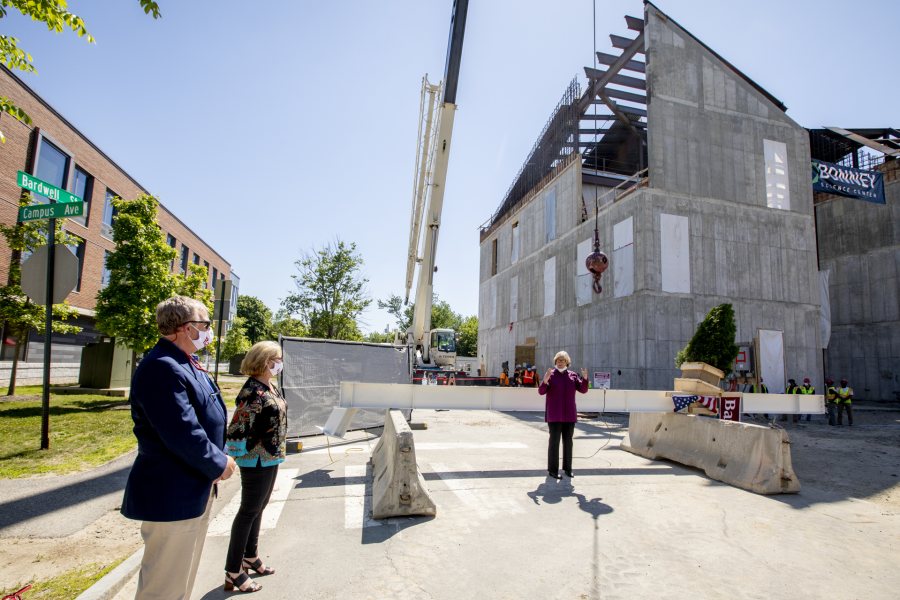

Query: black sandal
[[224, 571, 261, 593], [243, 557, 276, 576]]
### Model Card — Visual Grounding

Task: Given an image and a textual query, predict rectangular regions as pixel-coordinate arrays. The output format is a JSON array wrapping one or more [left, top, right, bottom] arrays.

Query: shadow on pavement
[[0, 464, 130, 531], [527, 476, 614, 520]]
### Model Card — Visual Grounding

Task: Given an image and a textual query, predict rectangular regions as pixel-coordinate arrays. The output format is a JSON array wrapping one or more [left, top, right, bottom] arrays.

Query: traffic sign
[[21, 245, 79, 304], [17, 171, 82, 204], [18, 201, 85, 222]]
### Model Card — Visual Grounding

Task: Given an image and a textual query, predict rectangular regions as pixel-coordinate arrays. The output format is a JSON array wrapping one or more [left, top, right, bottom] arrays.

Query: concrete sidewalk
[[84, 409, 898, 600]]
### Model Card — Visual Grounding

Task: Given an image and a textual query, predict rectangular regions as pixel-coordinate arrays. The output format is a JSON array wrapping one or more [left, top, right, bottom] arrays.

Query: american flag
[[672, 395, 697, 412], [697, 395, 719, 411]]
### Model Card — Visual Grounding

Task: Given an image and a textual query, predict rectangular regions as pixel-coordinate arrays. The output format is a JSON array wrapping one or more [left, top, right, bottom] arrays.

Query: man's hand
[[543, 368, 553, 385], [216, 455, 237, 483], [580, 368, 588, 380]]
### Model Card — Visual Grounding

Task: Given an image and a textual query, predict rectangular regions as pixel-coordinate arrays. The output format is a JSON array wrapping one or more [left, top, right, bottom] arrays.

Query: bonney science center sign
[[811, 159, 885, 204]]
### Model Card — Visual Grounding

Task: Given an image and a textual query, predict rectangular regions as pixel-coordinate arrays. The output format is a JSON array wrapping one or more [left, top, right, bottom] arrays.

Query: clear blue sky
[[6, 1, 898, 333]]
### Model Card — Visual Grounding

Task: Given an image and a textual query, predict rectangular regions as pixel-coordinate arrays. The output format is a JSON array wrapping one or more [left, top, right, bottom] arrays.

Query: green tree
[[0, 1, 161, 142], [282, 240, 370, 341], [173, 263, 212, 314], [271, 309, 307, 339], [378, 293, 462, 333], [95, 195, 176, 354], [675, 303, 739, 376], [456, 315, 478, 357], [220, 315, 250, 361], [364, 330, 394, 344], [0, 193, 81, 394], [236, 295, 272, 344]]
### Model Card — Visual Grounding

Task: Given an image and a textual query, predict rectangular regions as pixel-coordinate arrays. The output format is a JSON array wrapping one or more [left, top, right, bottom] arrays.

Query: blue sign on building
[[811, 159, 885, 204]]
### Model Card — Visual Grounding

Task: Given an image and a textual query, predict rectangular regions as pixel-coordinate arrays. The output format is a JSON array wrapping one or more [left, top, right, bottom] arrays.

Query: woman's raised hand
[[543, 368, 553, 385], [580, 368, 588, 380]]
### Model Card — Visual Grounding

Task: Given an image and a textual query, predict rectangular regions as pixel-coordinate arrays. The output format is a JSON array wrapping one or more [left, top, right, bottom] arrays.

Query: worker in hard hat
[[836, 378, 854, 426], [798, 377, 815, 422], [824, 378, 838, 426]]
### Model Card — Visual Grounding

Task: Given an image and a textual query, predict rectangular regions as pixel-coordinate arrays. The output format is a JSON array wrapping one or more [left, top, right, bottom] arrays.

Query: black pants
[[547, 422, 575, 475], [837, 403, 853, 426], [225, 464, 279, 573]]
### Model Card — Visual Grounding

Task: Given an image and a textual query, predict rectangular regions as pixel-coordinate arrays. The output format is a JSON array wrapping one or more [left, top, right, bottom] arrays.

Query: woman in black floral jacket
[[223, 341, 287, 593]]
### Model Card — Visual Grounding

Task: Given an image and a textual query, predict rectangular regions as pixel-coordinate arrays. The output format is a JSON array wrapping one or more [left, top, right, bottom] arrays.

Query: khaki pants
[[136, 492, 213, 600]]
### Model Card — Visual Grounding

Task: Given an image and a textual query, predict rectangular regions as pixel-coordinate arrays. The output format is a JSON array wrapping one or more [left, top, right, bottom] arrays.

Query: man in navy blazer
[[121, 296, 236, 600]]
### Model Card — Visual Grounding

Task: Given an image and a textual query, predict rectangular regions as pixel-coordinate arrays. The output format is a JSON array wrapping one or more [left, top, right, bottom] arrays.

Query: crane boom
[[404, 0, 469, 368]]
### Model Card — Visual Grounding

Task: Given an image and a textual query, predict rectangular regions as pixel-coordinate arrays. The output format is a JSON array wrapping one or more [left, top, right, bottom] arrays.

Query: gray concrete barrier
[[370, 409, 436, 519], [622, 413, 799, 494]]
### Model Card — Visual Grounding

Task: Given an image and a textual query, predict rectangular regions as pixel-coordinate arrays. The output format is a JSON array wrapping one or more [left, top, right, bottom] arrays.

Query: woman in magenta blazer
[[538, 351, 589, 479]]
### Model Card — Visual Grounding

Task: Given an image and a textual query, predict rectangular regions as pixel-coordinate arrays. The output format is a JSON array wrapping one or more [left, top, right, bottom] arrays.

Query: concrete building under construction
[[478, 2, 835, 394]]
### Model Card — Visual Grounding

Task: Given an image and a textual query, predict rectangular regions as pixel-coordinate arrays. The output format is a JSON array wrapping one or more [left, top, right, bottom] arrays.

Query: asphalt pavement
[[93, 409, 898, 600]]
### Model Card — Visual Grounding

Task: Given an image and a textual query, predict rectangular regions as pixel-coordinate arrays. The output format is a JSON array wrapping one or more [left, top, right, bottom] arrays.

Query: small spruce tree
[[675, 303, 739, 376]]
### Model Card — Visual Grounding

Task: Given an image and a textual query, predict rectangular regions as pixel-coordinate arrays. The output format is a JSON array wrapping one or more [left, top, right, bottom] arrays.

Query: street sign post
[[16, 171, 82, 204], [18, 201, 85, 222]]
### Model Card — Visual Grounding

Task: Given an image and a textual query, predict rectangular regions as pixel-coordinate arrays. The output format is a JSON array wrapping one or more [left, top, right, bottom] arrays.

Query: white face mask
[[269, 361, 283, 376], [555, 365, 567, 373], [189, 325, 213, 351]]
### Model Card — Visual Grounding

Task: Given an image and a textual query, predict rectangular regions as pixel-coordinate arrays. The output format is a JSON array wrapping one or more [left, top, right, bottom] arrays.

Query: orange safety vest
[[522, 369, 535, 385]]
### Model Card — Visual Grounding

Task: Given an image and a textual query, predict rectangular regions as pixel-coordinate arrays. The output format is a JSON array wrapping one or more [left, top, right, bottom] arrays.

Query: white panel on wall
[[511, 222, 520, 263], [544, 188, 557, 243], [613, 217, 634, 297], [488, 279, 497, 329], [763, 139, 790, 210], [510, 276, 518, 323], [660, 213, 690, 293], [759, 329, 785, 394], [543, 257, 556, 317], [576, 237, 593, 306]]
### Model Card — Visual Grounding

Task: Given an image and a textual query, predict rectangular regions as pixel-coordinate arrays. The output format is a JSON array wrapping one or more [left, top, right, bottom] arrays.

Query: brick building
[[0, 65, 235, 362]]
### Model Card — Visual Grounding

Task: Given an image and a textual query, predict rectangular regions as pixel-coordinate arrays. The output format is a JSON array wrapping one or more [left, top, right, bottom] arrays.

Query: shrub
[[675, 303, 739, 376]]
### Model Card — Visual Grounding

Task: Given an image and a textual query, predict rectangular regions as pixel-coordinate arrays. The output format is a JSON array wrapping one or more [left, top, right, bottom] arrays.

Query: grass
[[0, 387, 136, 479], [0, 557, 125, 599]]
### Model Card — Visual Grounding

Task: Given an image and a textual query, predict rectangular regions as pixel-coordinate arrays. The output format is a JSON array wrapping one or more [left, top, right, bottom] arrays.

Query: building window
[[544, 188, 556, 243], [70, 166, 93, 226], [763, 139, 790, 210], [211, 266, 218, 289], [102, 251, 111, 288], [33, 138, 69, 204], [511, 222, 520, 263], [192, 252, 200, 266], [166, 234, 177, 271], [491, 239, 498, 276], [180, 244, 189, 274], [101, 189, 118, 239], [203, 261, 210, 289], [66, 236, 86, 292]]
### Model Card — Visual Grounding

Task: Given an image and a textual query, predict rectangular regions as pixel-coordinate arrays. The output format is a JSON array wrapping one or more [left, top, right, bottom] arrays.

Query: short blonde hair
[[240, 341, 282, 377], [553, 351, 570, 366]]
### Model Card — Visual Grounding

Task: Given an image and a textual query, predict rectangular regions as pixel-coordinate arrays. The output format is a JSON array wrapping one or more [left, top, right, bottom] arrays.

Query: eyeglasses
[[185, 320, 212, 331]]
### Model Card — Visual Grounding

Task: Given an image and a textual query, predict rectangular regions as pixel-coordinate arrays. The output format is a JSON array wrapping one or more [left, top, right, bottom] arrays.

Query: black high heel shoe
[[224, 572, 261, 593], [243, 557, 275, 576]]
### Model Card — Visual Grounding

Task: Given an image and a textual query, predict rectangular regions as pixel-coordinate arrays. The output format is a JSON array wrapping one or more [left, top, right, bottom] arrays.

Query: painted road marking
[[344, 464, 382, 529], [302, 441, 527, 455], [208, 468, 298, 536], [430, 461, 525, 518]]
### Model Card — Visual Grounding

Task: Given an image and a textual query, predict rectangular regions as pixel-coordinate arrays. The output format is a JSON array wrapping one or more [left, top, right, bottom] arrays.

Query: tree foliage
[[0, 1, 161, 142], [271, 309, 307, 339], [173, 263, 212, 314], [95, 195, 177, 354], [236, 295, 272, 344], [220, 315, 250, 361], [675, 303, 739, 376], [456, 315, 478, 357], [0, 192, 81, 394], [378, 293, 463, 333], [282, 240, 370, 341]]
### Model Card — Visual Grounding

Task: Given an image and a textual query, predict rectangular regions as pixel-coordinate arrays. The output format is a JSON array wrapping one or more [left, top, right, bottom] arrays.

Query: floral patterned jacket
[[225, 377, 287, 467]]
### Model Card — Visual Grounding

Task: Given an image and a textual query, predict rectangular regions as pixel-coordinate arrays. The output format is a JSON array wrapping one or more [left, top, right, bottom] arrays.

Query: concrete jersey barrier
[[622, 413, 799, 494], [370, 409, 437, 519]]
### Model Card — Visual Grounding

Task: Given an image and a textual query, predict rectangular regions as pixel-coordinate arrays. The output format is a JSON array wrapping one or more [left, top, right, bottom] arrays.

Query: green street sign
[[16, 171, 82, 204], [18, 201, 85, 222]]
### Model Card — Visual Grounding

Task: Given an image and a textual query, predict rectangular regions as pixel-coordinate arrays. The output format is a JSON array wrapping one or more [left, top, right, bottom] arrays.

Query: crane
[[403, 0, 469, 372]]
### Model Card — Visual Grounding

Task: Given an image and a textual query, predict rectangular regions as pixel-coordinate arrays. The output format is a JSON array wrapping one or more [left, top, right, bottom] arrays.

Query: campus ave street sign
[[18, 201, 84, 222], [17, 171, 82, 204]]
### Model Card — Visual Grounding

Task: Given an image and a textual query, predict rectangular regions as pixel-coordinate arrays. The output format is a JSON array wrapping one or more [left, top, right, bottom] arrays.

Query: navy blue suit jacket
[[121, 338, 228, 522]]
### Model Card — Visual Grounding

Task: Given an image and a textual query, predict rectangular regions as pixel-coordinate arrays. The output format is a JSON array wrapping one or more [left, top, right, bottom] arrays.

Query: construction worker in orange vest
[[522, 363, 536, 387]]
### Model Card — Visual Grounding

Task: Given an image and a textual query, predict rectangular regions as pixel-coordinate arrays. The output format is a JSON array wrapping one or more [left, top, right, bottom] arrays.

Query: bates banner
[[719, 395, 742, 422]]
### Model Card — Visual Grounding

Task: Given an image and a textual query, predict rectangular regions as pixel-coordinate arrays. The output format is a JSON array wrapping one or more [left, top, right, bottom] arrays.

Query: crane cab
[[429, 328, 457, 368]]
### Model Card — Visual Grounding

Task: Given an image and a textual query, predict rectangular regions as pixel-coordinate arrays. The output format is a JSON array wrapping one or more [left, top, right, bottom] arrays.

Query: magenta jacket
[[538, 369, 589, 422]]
